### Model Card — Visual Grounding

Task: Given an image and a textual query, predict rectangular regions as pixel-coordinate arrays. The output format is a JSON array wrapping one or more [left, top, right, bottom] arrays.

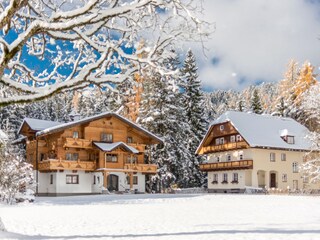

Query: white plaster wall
[[107, 172, 146, 192], [92, 172, 103, 193], [36, 171, 57, 194], [207, 170, 248, 190], [251, 149, 306, 190], [207, 149, 253, 163], [55, 170, 92, 194]]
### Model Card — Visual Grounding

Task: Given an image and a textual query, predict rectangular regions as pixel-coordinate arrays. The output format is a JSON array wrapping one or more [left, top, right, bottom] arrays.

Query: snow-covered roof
[[18, 118, 62, 134], [18, 112, 162, 144], [93, 142, 139, 154], [197, 111, 311, 153]]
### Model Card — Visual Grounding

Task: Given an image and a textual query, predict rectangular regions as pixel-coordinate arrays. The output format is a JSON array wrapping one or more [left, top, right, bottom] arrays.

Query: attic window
[[281, 135, 295, 144], [220, 125, 224, 131], [287, 136, 295, 144]]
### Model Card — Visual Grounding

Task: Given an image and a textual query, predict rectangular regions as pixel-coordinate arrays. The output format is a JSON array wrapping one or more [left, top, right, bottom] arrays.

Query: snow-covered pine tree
[[180, 50, 207, 187], [250, 89, 263, 114], [139, 52, 192, 191], [0, 129, 34, 204]]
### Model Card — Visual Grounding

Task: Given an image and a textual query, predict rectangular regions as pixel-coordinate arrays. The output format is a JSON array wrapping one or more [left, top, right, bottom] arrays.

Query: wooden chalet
[[18, 112, 162, 195]]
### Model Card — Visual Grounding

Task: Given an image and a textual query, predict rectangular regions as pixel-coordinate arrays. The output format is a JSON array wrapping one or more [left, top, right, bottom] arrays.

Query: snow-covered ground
[[0, 194, 320, 240]]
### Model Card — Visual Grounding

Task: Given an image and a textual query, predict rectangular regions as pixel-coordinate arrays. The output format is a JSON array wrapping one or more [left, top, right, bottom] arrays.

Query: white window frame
[[230, 135, 236, 143], [73, 131, 79, 139], [232, 173, 238, 182], [270, 153, 276, 162], [213, 173, 218, 182], [66, 175, 79, 184], [287, 136, 295, 144], [223, 173, 228, 182], [220, 137, 224, 145], [220, 125, 224, 131], [292, 162, 299, 173], [227, 154, 231, 161], [282, 174, 287, 182], [215, 138, 220, 145], [236, 135, 242, 142]]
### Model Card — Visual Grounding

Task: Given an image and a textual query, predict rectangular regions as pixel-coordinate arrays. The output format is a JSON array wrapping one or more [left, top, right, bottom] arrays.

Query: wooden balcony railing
[[128, 143, 146, 152], [64, 138, 92, 149], [200, 159, 253, 172], [27, 140, 47, 149], [202, 141, 248, 154], [38, 159, 96, 171], [124, 163, 157, 174]]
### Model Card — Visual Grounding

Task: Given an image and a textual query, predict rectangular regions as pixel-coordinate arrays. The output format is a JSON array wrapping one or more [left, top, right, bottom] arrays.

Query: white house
[[197, 111, 319, 193]]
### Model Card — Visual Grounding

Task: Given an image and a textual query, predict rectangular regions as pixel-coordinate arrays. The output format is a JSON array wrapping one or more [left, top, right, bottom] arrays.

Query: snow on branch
[[0, 0, 209, 106]]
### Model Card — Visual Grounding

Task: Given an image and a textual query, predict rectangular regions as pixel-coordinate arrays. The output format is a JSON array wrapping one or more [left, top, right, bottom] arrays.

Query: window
[[287, 136, 295, 144], [232, 173, 238, 183], [93, 175, 96, 185], [281, 153, 286, 161], [270, 153, 276, 162], [101, 133, 113, 143], [220, 137, 224, 145], [227, 154, 231, 161], [66, 153, 79, 161], [126, 176, 138, 185], [282, 174, 287, 182], [50, 174, 53, 184], [292, 162, 298, 173], [106, 154, 118, 162], [215, 138, 220, 145], [213, 173, 218, 182], [239, 152, 244, 160], [236, 135, 242, 142], [127, 137, 133, 143], [222, 173, 228, 183], [66, 175, 79, 184], [97, 176, 100, 184], [220, 125, 224, 131], [89, 153, 98, 161], [230, 135, 236, 143], [40, 153, 46, 161], [216, 156, 220, 162], [73, 131, 79, 139], [127, 155, 138, 164]]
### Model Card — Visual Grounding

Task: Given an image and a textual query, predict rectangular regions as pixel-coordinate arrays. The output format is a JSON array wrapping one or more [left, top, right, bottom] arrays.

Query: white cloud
[[189, 0, 320, 90]]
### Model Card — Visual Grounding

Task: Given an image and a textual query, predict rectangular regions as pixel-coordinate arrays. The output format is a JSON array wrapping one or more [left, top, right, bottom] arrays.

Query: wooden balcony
[[64, 138, 92, 149], [202, 141, 248, 154], [124, 163, 157, 174], [200, 159, 253, 172], [128, 143, 146, 153], [38, 159, 96, 172]]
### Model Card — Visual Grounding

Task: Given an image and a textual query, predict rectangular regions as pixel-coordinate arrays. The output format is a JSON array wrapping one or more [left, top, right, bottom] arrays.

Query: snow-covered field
[[0, 194, 320, 240]]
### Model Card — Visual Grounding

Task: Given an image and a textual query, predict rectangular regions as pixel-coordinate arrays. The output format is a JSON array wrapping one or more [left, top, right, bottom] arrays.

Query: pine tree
[[139, 52, 191, 191], [250, 89, 263, 114], [180, 50, 207, 187]]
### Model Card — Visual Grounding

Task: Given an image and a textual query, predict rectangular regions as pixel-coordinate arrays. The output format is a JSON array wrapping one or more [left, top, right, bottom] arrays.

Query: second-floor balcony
[[202, 141, 248, 154], [38, 159, 96, 172], [200, 159, 253, 172], [64, 138, 93, 149], [124, 163, 157, 174]]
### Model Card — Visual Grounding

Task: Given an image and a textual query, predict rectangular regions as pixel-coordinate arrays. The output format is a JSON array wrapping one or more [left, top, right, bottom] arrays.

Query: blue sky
[[190, 0, 320, 91]]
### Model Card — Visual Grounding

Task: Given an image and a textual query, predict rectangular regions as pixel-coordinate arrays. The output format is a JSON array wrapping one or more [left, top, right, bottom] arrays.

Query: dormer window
[[287, 136, 294, 144], [280, 129, 294, 144]]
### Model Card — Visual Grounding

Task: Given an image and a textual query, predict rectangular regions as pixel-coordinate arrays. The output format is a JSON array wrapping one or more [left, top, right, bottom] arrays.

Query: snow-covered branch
[[0, 0, 209, 106]]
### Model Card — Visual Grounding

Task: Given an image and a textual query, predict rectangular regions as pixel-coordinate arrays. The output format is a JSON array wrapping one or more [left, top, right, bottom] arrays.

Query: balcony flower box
[[211, 181, 218, 184], [231, 181, 239, 184], [221, 181, 228, 184]]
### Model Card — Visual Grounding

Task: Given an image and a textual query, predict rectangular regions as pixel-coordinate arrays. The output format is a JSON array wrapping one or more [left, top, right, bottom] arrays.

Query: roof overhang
[[93, 142, 139, 154]]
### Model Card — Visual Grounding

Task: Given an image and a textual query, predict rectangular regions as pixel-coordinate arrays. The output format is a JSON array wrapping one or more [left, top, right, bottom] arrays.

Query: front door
[[270, 173, 276, 188], [107, 174, 119, 191]]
